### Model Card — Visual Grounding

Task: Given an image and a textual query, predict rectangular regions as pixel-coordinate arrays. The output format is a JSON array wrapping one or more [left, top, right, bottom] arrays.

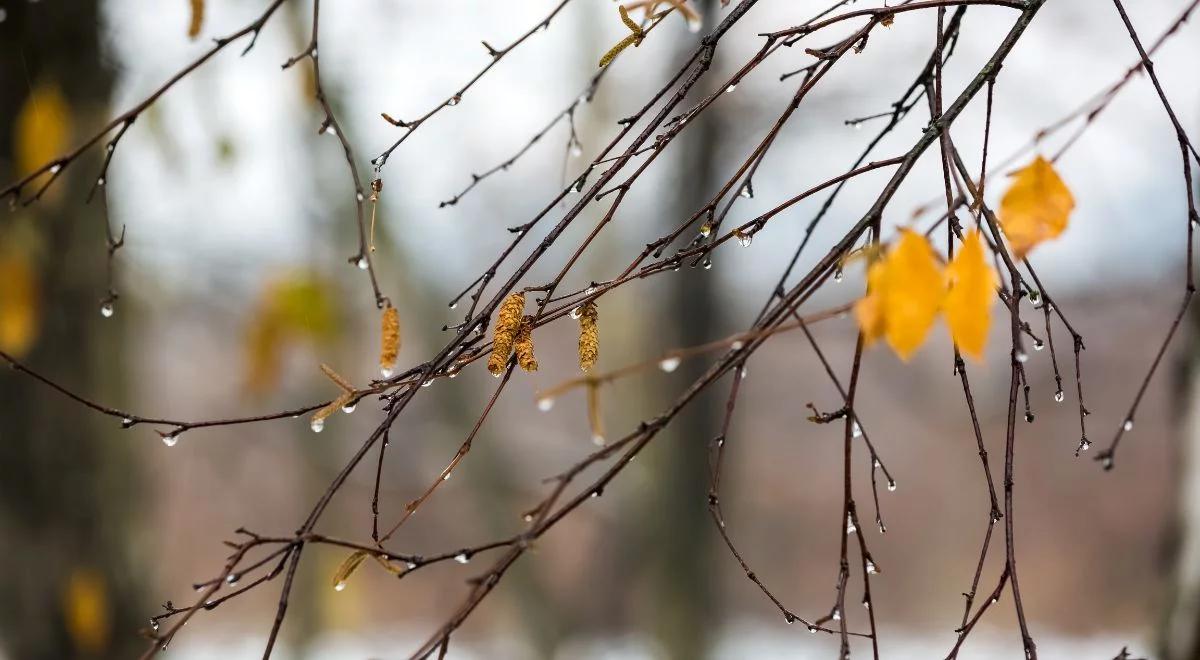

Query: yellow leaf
[[0, 249, 39, 357], [244, 274, 339, 394], [854, 230, 944, 360], [14, 81, 72, 197], [331, 550, 369, 592], [854, 260, 887, 344], [998, 156, 1074, 259], [943, 230, 998, 360], [63, 568, 110, 654]]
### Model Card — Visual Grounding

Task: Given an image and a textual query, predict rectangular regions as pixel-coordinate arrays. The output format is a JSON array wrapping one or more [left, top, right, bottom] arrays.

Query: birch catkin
[[188, 0, 205, 38], [514, 315, 538, 372], [379, 304, 400, 377], [578, 301, 598, 372], [488, 292, 526, 375]]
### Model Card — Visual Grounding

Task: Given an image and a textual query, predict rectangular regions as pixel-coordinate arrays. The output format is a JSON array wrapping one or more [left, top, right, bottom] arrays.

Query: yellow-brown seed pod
[[513, 315, 538, 372], [488, 292, 526, 375], [578, 301, 599, 372], [379, 304, 400, 377]]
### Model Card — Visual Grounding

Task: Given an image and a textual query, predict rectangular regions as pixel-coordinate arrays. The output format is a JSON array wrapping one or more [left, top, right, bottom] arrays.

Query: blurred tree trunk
[[1164, 281, 1200, 660], [640, 1, 722, 656], [0, 2, 148, 659]]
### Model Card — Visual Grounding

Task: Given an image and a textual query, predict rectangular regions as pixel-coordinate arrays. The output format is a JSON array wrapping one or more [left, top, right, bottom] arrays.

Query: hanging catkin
[[514, 315, 538, 372], [188, 0, 205, 38], [379, 304, 401, 377], [578, 301, 599, 372], [488, 292, 526, 375]]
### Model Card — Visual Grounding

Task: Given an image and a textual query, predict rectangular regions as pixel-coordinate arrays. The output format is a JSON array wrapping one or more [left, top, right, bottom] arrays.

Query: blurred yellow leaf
[[0, 248, 39, 357], [854, 229, 944, 360], [62, 568, 110, 654], [943, 230, 998, 361], [14, 81, 72, 195], [998, 156, 1074, 259], [245, 274, 339, 394]]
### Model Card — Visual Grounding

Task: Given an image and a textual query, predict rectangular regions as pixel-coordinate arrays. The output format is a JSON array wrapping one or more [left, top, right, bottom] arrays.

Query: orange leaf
[[855, 230, 944, 360], [998, 156, 1074, 259], [944, 230, 998, 360]]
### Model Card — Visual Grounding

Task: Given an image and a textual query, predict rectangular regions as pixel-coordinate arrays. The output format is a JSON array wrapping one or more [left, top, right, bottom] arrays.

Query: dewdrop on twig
[[578, 301, 599, 372], [488, 293, 526, 376], [514, 315, 539, 372], [311, 392, 351, 433], [380, 304, 400, 378]]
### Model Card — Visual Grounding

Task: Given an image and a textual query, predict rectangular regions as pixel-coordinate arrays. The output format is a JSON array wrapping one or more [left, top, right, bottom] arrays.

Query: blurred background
[[2, 0, 1200, 658]]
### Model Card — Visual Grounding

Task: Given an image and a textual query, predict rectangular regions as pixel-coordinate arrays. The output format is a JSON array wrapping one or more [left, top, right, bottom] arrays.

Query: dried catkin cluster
[[379, 304, 400, 377], [514, 315, 538, 372], [488, 292, 526, 375], [578, 302, 599, 372]]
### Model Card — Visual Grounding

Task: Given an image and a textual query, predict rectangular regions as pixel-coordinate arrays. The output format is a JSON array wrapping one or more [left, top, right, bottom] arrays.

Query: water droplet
[[1054, 390, 1065, 403], [703, 258, 713, 270], [850, 121, 862, 131], [523, 513, 534, 522], [421, 379, 433, 388], [121, 417, 132, 426], [659, 357, 681, 373], [162, 432, 181, 447], [862, 599, 871, 610], [585, 285, 598, 295], [570, 143, 583, 158], [570, 306, 583, 320], [866, 559, 878, 574], [1034, 340, 1044, 351], [1079, 437, 1092, 452], [1028, 290, 1041, 304], [447, 95, 461, 106], [832, 609, 842, 621], [590, 489, 602, 498], [731, 340, 744, 350], [735, 231, 753, 248], [739, 183, 753, 199], [852, 421, 862, 438], [100, 302, 115, 318], [356, 192, 365, 202], [380, 366, 394, 378], [740, 365, 748, 378], [342, 401, 357, 414], [150, 619, 159, 631], [1016, 350, 1029, 363], [808, 625, 818, 634], [311, 418, 325, 433], [96, 177, 106, 187], [592, 434, 606, 446], [454, 552, 470, 564], [226, 573, 240, 586], [990, 596, 999, 605], [687, 19, 701, 33], [333, 580, 347, 592], [49, 163, 62, 174], [537, 397, 554, 412], [699, 223, 712, 238], [846, 515, 856, 534], [356, 257, 368, 270], [1102, 454, 1114, 470], [872, 458, 881, 469], [834, 268, 844, 283], [1025, 412, 1035, 423], [887, 480, 897, 492], [1123, 418, 1133, 432], [725, 84, 737, 93]]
